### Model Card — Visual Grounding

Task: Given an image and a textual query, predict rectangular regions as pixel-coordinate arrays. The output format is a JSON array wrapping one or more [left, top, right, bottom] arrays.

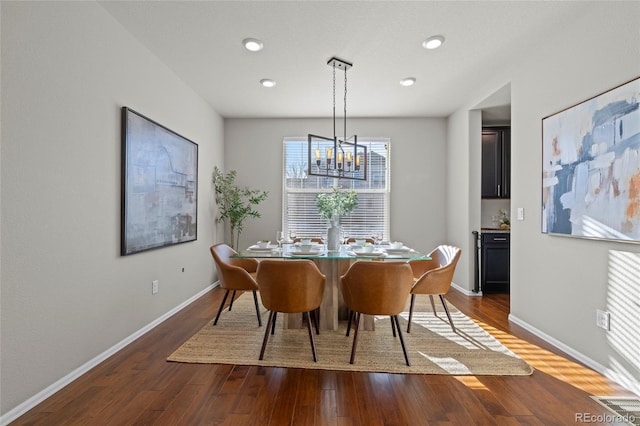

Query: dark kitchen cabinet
[[482, 127, 510, 198], [481, 232, 510, 293]]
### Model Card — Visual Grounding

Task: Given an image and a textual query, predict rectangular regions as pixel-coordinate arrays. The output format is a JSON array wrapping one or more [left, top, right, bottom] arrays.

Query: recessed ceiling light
[[260, 79, 276, 88], [243, 38, 263, 52], [400, 77, 416, 87], [422, 35, 445, 50]]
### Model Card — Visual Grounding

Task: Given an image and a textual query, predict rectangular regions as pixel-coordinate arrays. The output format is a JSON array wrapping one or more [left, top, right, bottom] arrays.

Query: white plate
[[350, 250, 387, 257], [247, 245, 277, 251], [384, 247, 412, 254], [289, 250, 325, 256]]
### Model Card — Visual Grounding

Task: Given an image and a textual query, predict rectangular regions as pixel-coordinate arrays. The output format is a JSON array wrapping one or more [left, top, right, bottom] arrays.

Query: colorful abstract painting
[[542, 77, 640, 242]]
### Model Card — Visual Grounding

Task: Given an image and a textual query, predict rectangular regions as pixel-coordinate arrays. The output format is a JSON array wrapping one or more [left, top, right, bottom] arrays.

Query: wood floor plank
[[9, 287, 636, 425], [248, 367, 285, 424], [351, 373, 388, 425], [232, 366, 267, 415], [293, 369, 321, 425], [266, 368, 301, 425], [105, 390, 158, 425], [147, 383, 207, 425], [333, 372, 359, 420]]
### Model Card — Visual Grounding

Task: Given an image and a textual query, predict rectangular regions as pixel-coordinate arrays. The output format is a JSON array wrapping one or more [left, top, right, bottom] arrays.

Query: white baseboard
[[508, 314, 640, 398], [451, 282, 482, 296], [0, 283, 218, 426]]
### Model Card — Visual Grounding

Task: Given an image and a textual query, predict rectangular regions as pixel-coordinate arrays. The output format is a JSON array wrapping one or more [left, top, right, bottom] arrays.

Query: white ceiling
[[99, 1, 586, 119]]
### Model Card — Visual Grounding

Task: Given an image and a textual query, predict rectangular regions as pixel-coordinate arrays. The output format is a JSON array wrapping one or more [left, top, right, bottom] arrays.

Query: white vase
[[327, 218, 341, 251]]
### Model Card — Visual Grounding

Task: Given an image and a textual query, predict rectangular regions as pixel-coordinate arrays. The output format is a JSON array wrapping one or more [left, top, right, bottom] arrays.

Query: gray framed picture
[[542, 76, 640, 243], [121, 107, 198, 255]]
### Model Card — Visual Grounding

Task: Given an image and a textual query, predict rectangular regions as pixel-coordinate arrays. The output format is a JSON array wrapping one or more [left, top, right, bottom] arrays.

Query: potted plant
[[213, 166, 268, 249], [497, 208, 510, 229], [316, 188, 358, 221], [316, 188, 358, 250]]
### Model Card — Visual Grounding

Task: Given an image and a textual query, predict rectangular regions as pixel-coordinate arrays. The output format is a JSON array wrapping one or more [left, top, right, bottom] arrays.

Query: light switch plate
[[517, 207, 524, 220]]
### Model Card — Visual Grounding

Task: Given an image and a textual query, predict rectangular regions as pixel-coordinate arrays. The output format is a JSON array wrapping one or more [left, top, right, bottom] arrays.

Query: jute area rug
[[168, 293, 533, 376]]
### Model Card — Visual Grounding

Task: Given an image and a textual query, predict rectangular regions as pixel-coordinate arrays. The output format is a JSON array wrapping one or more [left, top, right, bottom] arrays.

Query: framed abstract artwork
[[542, 76, 640, 243], [121, 107, 198, 255]]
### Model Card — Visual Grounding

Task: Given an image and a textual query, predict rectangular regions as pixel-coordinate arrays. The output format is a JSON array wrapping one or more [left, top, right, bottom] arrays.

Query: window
[[282, 137, 390, 241]]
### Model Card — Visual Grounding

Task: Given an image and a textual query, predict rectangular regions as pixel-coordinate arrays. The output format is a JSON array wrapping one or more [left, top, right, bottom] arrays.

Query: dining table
[[233, 242, 430, 331]]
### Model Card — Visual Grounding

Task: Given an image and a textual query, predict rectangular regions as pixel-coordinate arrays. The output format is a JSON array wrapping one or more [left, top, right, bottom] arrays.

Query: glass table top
[[234, 243, 430, 260]]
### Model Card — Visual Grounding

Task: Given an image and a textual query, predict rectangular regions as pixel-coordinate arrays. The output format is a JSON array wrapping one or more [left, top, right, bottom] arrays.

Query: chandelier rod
[[332, 61, 336, 142], [343, 64, 347, 144]]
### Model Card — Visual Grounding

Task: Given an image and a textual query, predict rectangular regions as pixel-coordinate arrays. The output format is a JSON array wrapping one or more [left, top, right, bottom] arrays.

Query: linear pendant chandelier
[[308, 57, 367, 181]]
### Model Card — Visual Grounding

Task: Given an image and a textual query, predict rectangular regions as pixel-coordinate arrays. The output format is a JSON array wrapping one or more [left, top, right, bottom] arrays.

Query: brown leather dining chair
[[210, 243, 262, 327], [293, 237, 324, 243], [407, 245, 461, 333], [340, 261, 414, 366], [256, 259, 326, 362], [344, 237, 375, 244]]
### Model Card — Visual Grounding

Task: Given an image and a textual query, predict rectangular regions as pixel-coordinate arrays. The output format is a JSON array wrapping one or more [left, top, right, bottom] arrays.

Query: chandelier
[[308, 57, 367, 181]]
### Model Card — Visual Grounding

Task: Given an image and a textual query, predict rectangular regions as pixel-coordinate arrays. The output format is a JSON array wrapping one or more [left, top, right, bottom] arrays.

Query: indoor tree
[[213, 166, 268, 249]]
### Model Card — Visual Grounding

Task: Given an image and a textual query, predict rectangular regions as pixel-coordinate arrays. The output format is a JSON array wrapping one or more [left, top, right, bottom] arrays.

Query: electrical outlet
[[152, 280, 159, 295], [596, 309, 610, 330]]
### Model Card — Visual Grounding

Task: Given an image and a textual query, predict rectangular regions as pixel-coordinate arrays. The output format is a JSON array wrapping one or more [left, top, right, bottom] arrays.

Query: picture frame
[[121, 107, 198, 255], [542, 76, 640, 243]]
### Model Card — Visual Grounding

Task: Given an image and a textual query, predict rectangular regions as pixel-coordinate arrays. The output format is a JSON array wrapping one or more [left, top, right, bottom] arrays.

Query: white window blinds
[[282, 138, 390, 241]]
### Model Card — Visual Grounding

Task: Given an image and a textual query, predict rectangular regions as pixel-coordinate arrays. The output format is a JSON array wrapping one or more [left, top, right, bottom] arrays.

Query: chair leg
[[271, 312, 277, 335], [252, 290, 262, 327], [429, 295, 437, 316], [349, 313, 361, 364], [259, 311, 275, 360], [311, 309, 320, 335], [393, 315, 411, 366], [305, 311, 318, 362], [407, 294, 416, 333], [346, 310, 353, 336], [439, 295, 456, 333], [390, 315, 397, 337], [228, 290, 237, 311], [213, 290, 230, 325], [304, 311, 319, 335]]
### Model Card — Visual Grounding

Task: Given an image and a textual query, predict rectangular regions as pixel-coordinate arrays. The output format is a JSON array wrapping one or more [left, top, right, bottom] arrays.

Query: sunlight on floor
[[455, 375, 490, 390], [470, 318, 632, 396]]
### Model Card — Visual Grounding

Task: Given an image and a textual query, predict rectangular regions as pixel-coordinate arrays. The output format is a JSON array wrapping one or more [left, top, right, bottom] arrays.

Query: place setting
[[287, 237, 326, 257], [246, 240, 279, 252], [346, 237, 387, 258], [380, 241, 415, 255]]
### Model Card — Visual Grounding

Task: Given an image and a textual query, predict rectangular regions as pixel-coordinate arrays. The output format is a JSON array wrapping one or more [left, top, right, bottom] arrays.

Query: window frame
[[282, 137, 390, 241]]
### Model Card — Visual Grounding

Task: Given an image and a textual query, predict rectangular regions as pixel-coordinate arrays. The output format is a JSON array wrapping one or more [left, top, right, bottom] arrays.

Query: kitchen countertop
[[480, 227, 510, 233]]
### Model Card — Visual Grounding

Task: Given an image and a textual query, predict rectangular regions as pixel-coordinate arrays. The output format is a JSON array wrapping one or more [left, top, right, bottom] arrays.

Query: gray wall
[[1, 2, 223, 414], [2, 0, 640, 418], [223, 118, 448, 254], [449, 2, 640, 392]]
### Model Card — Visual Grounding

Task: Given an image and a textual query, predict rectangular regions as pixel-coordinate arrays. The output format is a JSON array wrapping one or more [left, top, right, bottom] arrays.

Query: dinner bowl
[[354, 239, 366, 246], [389, 241, 404, 249], [299, 238, 313, 245], [359, 244, 374, 253], [256, 240, 271, 248], [299, 243, 314, 251]]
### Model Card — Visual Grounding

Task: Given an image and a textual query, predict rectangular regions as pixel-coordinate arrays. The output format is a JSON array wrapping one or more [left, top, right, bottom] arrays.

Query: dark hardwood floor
[[11, 287, 633, 425]]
